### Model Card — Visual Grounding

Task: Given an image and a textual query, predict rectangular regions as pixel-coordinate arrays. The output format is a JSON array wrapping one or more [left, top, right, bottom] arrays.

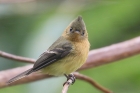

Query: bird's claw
[[63, 73, 76, 86]]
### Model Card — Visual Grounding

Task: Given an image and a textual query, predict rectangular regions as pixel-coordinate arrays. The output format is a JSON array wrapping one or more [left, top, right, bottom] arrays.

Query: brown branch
[[0, 51, 35, 63], [80, 36, 140, 70], [74, 72, 112, 93], [62, 79, 73, 93], [62, 72, 113, 93], [0, 37, 140, 88]]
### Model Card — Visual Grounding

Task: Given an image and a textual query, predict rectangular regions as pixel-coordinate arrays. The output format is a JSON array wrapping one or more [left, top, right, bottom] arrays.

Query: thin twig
[[74, 72, 113, 93], [0, 51, 35, 63], [62, 79, 73, 93], [62, 72, 113, 93]]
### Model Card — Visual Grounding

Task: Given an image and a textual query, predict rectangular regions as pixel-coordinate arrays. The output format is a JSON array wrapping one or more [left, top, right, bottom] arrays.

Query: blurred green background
[[0, 0, 140, 93]]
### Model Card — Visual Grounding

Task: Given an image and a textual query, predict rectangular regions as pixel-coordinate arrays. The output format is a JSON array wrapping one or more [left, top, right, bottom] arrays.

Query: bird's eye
[[82, 31, 85, 35], [70, 28, 73, 32]]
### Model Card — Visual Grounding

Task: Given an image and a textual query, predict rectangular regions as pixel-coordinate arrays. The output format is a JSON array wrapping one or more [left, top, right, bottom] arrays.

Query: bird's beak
[[74, 30, 80, 34]]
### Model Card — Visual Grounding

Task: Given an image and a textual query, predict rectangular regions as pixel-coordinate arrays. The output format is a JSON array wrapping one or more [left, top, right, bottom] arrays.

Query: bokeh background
[[0, 0, 140, 93]]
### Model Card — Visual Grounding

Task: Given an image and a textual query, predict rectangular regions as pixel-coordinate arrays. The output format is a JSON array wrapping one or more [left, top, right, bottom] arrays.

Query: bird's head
[[63, 16, 88, 41]]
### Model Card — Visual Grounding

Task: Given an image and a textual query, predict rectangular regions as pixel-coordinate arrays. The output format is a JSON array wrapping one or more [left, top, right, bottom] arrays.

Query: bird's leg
[[63, 73, 76, 86]]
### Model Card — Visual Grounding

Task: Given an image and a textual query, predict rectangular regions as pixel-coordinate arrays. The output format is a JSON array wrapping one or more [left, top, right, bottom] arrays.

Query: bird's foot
[[63, 73, 76, 86]]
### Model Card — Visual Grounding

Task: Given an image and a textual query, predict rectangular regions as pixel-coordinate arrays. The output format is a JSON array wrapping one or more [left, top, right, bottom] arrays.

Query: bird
[[7, 16, 90, 85]]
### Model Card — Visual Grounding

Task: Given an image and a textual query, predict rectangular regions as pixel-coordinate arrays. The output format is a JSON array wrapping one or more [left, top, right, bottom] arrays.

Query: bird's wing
[[7, 38, 72, 84], [31, 42, 72, 72]]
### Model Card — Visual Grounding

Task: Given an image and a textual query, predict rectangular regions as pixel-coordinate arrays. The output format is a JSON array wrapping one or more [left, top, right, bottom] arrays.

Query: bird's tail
[[7, 68, 33, 84]]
